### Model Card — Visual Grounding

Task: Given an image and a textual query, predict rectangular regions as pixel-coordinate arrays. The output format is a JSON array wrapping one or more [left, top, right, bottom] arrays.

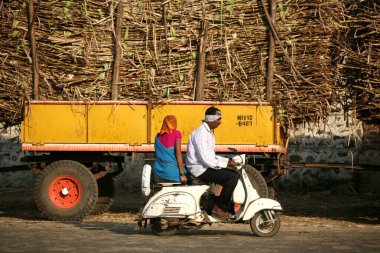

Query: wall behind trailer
[[277, 107, 380, 193], [0, 125, 34, 187]]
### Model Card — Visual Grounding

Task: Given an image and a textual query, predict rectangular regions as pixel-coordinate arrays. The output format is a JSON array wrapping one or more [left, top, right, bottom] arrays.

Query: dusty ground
[[277, 191, 380, 228], [0, 187, 378, 228]]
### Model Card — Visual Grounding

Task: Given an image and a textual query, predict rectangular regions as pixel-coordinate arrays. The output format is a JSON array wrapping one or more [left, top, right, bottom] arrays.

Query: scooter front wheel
[[150, 218, 178, 236], [250, 210, 281, 237]]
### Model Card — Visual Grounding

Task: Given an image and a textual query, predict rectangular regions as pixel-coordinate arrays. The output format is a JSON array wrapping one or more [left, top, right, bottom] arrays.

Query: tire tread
[[34, 160, 98, 221]]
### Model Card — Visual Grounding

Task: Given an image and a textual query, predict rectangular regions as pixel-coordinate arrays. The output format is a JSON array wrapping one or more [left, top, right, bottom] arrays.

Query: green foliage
[[99, 63, 110, 80], [179, 73, 184, 81], [11, 30, 19, 38], [192, 51, 198, 60], [169, 26, 176, 37], [136, 2, 144, 9], [124, 26, 129, 40], [162, 87, 170, 98], [277, 107, 286, 121], [278, 1, 288, 23], [12, 20, 19, 29], [62, 0, 73, 22]]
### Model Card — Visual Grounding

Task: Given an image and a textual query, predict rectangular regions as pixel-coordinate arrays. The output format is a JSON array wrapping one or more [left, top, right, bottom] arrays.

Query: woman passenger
[[153, 115, 187, 183]]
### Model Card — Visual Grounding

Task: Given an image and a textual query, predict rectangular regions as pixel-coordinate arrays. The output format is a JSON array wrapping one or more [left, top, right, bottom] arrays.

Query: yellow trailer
[[22, 101, 288, 221], [22, 101, 285, 152]]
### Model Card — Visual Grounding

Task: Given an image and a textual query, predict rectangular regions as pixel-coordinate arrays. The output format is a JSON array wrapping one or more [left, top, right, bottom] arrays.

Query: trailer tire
[[244, 164, 268, 197], [268, 187, 276, 199], [267, 181, 276, 199], [91, 175, 115, 215], [34, 160, 98, 221]]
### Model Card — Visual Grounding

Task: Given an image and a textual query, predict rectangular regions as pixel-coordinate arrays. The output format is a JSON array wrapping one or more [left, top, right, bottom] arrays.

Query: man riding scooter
[[186, 107, 239, 219], [140, 106, 282, 236]]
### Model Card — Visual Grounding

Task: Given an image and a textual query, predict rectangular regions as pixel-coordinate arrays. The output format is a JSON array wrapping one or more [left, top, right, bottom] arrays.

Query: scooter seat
[[157, 182, 182, 187], [154, 175, 182, 187]]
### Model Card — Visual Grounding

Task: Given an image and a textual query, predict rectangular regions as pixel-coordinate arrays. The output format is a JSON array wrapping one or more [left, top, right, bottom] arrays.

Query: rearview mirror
[[228, 147, 237, 153]]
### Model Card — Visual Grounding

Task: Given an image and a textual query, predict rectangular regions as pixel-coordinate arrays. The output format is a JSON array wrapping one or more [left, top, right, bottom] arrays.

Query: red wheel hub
[[49, 175, 82, 209]]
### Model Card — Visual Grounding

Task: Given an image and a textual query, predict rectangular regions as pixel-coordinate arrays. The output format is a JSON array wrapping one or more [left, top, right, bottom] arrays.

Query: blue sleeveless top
[[153, 134, 181, 182]]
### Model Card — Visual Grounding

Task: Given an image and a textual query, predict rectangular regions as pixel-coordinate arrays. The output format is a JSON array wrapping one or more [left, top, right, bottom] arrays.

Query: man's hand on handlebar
[[227, 159, 238, 169]]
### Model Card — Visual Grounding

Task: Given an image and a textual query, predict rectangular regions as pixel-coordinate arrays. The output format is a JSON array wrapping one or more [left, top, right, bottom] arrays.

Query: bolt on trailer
[[21, 100, 288, 221]]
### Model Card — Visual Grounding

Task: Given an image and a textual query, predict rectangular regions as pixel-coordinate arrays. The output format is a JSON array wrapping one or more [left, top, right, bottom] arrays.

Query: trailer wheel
[[244, 165, 268, 197], [91, 175, 115, 215], [34, 160, 98, 221]]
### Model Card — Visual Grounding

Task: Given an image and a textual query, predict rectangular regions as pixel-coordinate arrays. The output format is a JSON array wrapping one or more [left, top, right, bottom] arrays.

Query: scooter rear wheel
[[150, 218, 178, 236], [250, 210, 281, 237]]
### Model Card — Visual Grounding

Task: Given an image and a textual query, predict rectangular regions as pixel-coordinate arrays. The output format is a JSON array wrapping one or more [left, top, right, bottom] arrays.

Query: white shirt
[[185, 122, 229, 177]]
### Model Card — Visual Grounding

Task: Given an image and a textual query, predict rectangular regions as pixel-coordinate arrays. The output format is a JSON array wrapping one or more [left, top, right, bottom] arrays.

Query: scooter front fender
[[242, 198, 283, 221]]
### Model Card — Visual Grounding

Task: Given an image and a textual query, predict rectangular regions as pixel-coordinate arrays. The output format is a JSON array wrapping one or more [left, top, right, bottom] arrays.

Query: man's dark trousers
[[198, 168, 239, 211]]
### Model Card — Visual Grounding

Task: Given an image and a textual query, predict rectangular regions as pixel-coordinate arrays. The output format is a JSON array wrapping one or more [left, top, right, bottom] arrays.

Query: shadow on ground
[[75, 221, 255, 237]]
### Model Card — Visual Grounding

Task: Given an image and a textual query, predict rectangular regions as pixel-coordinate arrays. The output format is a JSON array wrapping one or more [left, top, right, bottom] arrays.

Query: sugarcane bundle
[[0, 0, 375, 127], [338, 0, 379, 124], [0, 1, 32, 125]]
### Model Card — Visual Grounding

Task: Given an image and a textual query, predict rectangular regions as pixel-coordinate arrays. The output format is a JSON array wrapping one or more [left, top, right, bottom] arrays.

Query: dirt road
[[0, 188, 379, 253]]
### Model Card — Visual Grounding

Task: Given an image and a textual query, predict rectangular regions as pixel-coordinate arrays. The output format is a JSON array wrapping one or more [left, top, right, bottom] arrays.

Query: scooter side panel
[[142, 185, 209, 218], [242, 198, 283, 221]]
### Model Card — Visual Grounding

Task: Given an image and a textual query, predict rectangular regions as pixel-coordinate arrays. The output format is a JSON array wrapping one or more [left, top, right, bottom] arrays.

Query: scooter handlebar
[[232, 154, 245, 170]]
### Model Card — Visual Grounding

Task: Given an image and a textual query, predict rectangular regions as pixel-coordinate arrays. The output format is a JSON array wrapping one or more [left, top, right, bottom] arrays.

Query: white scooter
[[137, 151, 283, 237]]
